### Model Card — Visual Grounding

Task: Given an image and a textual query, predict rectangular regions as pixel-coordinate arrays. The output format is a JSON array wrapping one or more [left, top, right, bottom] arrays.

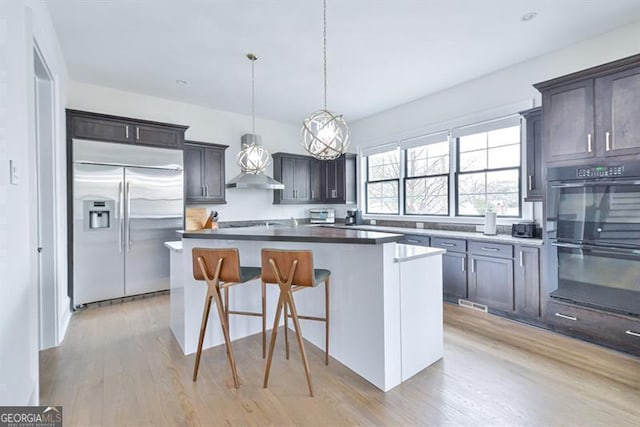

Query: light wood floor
[[40, 295, 640, 426]]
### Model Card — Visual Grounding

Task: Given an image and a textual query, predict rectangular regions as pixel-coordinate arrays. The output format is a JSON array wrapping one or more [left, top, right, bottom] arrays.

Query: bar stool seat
[[191, 248, 264, 388], [261, 248, 330, 397]]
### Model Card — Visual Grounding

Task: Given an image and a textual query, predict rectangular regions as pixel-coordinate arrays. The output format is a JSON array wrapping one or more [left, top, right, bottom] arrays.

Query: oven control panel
[[576, 165, 625, 178]]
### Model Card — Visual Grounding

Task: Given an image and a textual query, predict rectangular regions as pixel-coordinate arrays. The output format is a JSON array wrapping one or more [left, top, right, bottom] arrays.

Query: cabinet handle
[[519, 250, 524, 267], [625, 330, 640, 338], [406, 239, 420, 244], [554, 312, 577, 321], [441, 242, 455, 247], [587, 133, 592, 153], [136, 127, 140, 140], [311, 190, 315, 199], [204, 185, 208, 197], [201, 186, 205, 196], [461, 258, 465, 272], [481, 247, 499, 252], [528, 175, 533, 191], [331, 189, 337, 198], [470, 258, 475, 273], [605, 131, 611, 151], [125, 125, 129, 139]]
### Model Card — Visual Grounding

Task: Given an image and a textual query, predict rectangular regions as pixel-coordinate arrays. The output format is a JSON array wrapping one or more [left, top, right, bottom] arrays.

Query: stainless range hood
[[226, 134, 284, 190]]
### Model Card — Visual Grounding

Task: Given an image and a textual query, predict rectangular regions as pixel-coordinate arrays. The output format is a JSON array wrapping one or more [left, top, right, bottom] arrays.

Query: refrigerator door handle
[[126, 181, 132, 252], [118, 182, 124, 253]]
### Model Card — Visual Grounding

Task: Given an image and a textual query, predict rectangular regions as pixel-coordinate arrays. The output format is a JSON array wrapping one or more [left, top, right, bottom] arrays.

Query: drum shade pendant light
[[236, 53, 271, 174], [302, 0, 350, 160]]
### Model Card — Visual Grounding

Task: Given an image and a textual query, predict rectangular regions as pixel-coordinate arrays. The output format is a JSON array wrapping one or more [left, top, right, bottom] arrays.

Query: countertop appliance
[[512, 222, 536, 238], [73, 139, 183, 306], [309, 208, 335, 224], [545, 161, 640, 316], [345, 209, 363, 225]]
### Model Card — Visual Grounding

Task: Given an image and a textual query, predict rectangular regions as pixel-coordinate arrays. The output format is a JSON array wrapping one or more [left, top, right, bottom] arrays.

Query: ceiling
[[47, 0, 640, 125]]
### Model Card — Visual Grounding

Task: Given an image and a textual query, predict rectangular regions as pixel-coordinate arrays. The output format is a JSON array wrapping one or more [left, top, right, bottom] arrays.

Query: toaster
[[512, 222, 536, 238]]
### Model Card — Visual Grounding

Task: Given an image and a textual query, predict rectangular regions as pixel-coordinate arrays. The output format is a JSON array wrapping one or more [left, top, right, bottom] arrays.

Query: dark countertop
[[180, 225, 403, 245]]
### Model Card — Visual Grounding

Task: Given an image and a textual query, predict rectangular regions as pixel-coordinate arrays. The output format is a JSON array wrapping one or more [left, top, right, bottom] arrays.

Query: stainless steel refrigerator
[[73, 139, 183, 306]]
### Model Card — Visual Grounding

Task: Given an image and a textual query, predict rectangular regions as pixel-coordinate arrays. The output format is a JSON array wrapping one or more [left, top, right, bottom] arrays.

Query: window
[[456, 125, 521, 217], [405, 140, 449, 215], [366, 149, 400, 214]]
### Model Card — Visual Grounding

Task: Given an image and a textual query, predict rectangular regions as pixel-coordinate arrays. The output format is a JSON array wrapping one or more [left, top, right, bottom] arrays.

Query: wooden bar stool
[[191, 247, 263, 388], [261, 248, 330, 397]]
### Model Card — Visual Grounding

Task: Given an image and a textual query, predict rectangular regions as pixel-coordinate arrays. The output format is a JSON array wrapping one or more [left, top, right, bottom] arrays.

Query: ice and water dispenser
[[83, 200, 115, 231]]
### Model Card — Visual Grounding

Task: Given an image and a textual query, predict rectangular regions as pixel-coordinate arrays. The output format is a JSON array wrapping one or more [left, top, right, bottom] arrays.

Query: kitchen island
[[171, 225, 445, 391]]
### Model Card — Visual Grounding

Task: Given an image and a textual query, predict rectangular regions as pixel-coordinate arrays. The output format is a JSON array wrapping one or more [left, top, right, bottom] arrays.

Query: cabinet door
[[280, 157, 297, 202], [71, 116, 133, 144], [442, 252, 467, 302], [294, 158, 311, 202], [325, 156, 346, 203], [543, 79, 595, 163], [184, 145, 204, 202], [202, 147, 225, 203], [596, 66, 640, 158], [514, 246, 540, 318], [134, 124, 183, 149], [468, 255, 514, 312], [522, 108, 544, 201], [310, 159, 324, 202]]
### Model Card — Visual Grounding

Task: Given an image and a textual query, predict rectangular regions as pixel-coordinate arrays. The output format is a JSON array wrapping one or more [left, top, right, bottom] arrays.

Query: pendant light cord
[[251, 57, 256, 133], [323, 0, 327, 111]]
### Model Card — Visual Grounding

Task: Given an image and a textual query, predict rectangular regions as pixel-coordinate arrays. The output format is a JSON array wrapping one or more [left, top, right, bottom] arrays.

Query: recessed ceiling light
[[521, 12, 537, 22], [175, 79, 188, 85]]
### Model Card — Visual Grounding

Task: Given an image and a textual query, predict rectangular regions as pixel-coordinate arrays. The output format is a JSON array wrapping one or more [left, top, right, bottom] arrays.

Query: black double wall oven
[[546, 162, 640, 316]]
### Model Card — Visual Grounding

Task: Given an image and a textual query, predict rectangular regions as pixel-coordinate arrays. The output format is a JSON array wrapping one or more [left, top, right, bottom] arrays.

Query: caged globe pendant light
[[302, 0, 350, 160], [236, 53, 271, 174]]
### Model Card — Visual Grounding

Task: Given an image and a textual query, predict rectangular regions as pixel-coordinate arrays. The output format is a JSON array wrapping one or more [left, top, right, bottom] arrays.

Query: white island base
[[169, 235, 444, 392]]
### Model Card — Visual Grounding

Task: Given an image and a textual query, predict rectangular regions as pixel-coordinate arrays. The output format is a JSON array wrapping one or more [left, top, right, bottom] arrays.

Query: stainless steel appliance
[[309, 208, 335, 224], [73, 140, 183, 306], [512, 222, 536, 238], [545, 162, 640, 316], [345, 209, 363, 225]]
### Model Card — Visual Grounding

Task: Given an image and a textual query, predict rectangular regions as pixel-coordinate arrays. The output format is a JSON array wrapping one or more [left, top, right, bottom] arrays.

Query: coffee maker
[[345, 209, 363, 225]]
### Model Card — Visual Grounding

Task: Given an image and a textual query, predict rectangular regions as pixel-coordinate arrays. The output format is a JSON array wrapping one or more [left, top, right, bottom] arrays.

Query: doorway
[[33, 44, 58, 350]]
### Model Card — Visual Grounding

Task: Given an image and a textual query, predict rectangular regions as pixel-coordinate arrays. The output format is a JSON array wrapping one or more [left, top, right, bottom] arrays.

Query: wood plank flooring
[[40, 295, 640, 426]]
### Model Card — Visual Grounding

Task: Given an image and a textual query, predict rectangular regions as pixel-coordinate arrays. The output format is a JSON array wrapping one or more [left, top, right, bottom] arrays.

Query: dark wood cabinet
[[514, 245, 541, 319], [442, 252, 467, 302], [595, 65, 640, 158], [541, 79, 595, 163], [66, 109, 187, 149], [544, 299, 640, 355], [273, 152, 357, 205], [535, 54, 640, 165], [273, 154, 312, 204], [184, 141, 228, 204], [468, 254, 515, 312], [520, 107, 544, 202]]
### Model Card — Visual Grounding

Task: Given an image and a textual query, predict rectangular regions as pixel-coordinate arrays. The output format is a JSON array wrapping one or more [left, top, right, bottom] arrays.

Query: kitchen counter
[[180, 225, 404, 245], [174, 228, 444, 392], [333, 224, 544, 246]]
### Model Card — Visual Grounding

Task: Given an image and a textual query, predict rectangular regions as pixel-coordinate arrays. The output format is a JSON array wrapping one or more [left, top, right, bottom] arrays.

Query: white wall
[[0, 0, 69, 405], [68, 82, 355, 221]]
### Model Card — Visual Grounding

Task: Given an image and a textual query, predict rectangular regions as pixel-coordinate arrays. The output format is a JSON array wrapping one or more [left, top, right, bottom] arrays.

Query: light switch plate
[[370, 219, 376, 225], [416, 222, 424, 229], [9, 160, 18, 185]]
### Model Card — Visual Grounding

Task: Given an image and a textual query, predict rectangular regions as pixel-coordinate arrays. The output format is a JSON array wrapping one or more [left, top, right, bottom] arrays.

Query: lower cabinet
[[514, 245, 541, 318], [545, 300, 640, 355], [468, 254, 515, 312], [442, 252, 467, 302]]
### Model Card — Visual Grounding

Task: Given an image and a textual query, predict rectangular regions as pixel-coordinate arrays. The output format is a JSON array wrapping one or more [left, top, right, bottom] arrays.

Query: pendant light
[[236, 53, 271, 174], [302, 0, 350, 161]]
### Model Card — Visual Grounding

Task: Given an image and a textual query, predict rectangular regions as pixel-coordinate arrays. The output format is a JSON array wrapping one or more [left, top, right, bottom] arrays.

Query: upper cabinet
[[520, 107, 544, 202], [535, 54, 640, 165], [273, 152, 357, 205], [67, 109, 188, 150], [184, 141, 228, 204]]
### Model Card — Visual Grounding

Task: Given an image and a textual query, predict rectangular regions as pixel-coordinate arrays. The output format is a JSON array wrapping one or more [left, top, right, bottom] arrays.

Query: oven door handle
[[552, 241, 640, 256], [551, 180, 640, 188]]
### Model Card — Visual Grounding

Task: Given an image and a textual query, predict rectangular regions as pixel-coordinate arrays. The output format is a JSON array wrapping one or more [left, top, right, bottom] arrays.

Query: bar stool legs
[[263, 265, 314, 397]]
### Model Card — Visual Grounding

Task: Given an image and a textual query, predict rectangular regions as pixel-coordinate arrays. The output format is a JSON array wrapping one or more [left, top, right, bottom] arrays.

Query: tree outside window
[[405, 140, 449, 215], [366, 150, 400, 214]]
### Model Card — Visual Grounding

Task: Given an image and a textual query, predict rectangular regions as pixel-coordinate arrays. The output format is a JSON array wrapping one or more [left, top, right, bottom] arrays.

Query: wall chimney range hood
[[226, 134, 284, 190]]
